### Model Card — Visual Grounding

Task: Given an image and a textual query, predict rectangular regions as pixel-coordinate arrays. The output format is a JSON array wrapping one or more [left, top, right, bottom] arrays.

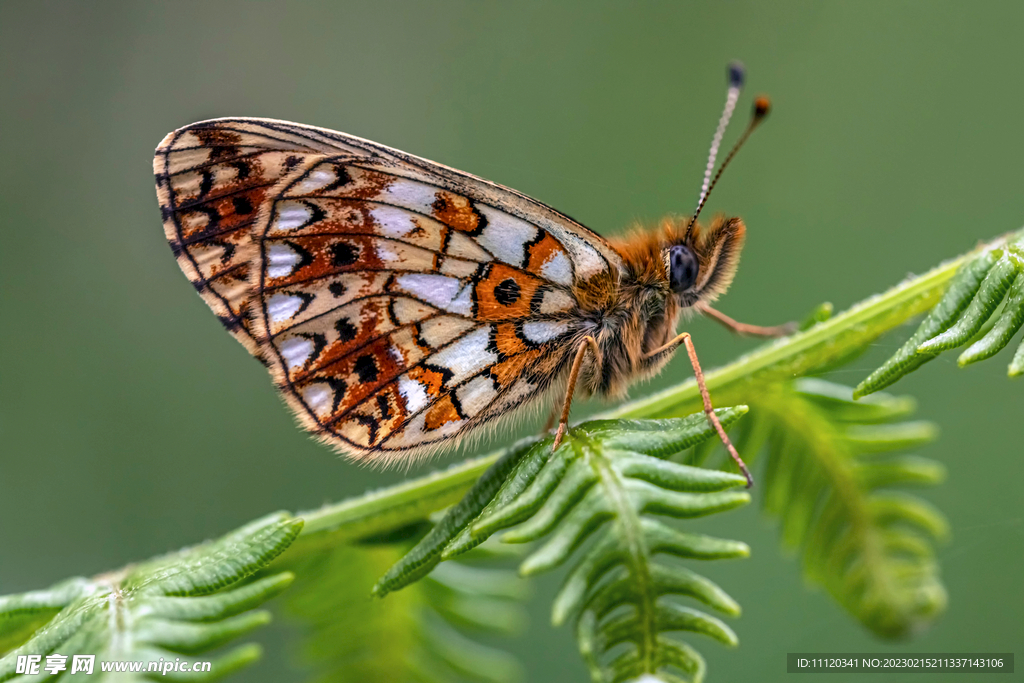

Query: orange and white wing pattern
[[155, 118, 621, 463]]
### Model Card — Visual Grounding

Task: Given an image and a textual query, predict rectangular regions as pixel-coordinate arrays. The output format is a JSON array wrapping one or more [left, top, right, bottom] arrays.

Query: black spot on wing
[[232, 195, 254, 215], [198, 170, 214, 197], [352, 413, 379, 445], [230, 159, 252, 181], [330, 241, 360, 268], [307, 332, 328, 364], [354, 354, 378, 383], [324, 376, 348, 414], [376, 393, 392, 420], [319, 163, 354, 193], [334, 316, 358, 343], [494, 278, 521, 306]]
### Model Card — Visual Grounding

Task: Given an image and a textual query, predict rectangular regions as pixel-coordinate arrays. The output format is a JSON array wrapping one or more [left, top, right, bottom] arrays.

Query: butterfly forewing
[[155, 118, 618, 462]]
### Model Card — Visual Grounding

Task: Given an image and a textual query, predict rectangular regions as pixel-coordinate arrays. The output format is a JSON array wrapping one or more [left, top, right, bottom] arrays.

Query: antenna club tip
[[753, 95, 771, 119], [728, 61, 745, 87]]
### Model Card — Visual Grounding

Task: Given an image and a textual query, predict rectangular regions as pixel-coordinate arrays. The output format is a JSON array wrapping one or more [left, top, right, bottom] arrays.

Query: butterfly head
[[661, 215, 746, 307]]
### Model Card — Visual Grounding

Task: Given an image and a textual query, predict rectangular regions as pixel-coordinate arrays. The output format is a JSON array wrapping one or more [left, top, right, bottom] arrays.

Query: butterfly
[[153, 63, 790, 485]]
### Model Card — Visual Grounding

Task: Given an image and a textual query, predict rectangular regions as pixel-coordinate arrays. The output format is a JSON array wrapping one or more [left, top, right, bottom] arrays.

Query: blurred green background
[[1, 2, 1022, 681]]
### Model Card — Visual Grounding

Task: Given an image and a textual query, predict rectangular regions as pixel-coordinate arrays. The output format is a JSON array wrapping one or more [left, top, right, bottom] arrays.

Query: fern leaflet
[[857, 227, 1024, 396], [0, 513, 301, 681]]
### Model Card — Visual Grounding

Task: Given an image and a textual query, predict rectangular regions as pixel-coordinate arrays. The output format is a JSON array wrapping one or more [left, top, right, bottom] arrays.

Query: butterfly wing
[[155, 120, 357, 353], [155, 118, 620, 462]]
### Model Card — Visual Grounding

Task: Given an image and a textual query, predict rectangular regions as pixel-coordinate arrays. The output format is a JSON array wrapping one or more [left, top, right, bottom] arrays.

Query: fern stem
[[583, 432, 658, 675], [299, 456, 499, 539]]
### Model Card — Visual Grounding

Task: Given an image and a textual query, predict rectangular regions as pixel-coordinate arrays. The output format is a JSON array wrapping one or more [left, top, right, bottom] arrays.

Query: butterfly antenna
[[684, 63, 771, 241]]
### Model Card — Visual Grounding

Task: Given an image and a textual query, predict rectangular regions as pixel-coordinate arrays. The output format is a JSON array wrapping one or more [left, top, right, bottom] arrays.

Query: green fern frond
[[273, 534, 527, 683], [0, 513, 301, 681], [856, 227, 1024, 397], [729, 379, 948, 637], [375, 411, 751, 683]]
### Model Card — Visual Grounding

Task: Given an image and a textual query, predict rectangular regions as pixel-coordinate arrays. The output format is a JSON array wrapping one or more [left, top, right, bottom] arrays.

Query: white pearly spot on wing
[[540, 250, 573, 286], [302, 383, 333, 416], [267, 242, 303, 277], [267, 293, 305, 322], [279, 336, 314, 368], [430, 326, 497, 384], [375, 242, 400, 262], [538, 288, 575, 314], [476, 206, 538, 266], [522, 320, 569, 344], [448, 282, 474, 316], [296, 166, 337, 193], [273, 202, 313, 233], [395, 274, 473, 316], [398, 375, 430, 414], [381, 179, 437, 212], [370, 205, 418, 238]]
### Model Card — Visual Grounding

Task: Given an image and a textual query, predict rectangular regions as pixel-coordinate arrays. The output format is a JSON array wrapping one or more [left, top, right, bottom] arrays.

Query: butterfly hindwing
[[155, 118, 619, 462], [155, 123, 348, 352]]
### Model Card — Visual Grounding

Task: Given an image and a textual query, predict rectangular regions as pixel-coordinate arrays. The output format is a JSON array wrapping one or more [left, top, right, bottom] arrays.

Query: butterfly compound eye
[[668, 244, 699, 292]]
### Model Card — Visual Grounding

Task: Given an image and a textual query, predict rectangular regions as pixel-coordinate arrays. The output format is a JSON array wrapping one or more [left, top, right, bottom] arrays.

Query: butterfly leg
[[552, 336, 601, 450], [644, 332, 754, 488], [697, 303, 796, 338]]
